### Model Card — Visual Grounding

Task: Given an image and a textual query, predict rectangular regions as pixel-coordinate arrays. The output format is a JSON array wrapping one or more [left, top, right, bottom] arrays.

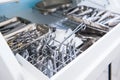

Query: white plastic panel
[[0, 33, 22, 80], [107, 0, 120, 14], [0, 0, 18, 4], [51, 23, 120, 80]]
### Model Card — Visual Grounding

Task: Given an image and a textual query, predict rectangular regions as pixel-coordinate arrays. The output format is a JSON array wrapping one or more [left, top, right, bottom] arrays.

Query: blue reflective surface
[[0, 0, 40, 15], [0, 0, 62, 24], [0, 0, 63, 24]]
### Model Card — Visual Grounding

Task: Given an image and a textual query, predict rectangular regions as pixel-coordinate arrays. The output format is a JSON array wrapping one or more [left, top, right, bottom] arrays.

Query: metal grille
[[20, 32, 83, 77], [7, 22, 87, 77]]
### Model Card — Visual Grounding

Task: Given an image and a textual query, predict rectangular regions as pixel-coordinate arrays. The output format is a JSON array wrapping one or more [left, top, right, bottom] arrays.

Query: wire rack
[[21, 33, 82, 78]]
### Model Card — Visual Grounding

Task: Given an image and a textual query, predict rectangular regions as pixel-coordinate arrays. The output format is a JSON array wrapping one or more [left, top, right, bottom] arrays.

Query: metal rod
[[59, 23, 85, 51], [108, 63, 112, 80]]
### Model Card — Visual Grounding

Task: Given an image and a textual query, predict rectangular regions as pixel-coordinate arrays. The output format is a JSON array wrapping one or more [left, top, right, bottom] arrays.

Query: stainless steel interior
[[3, 5, 120, 78]]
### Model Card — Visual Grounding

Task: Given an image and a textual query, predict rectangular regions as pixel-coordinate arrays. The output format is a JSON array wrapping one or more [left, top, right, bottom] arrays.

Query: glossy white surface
[[0, 0, 18, 4], [0, 33, 22, 80], [51, 23, 120, 80]]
